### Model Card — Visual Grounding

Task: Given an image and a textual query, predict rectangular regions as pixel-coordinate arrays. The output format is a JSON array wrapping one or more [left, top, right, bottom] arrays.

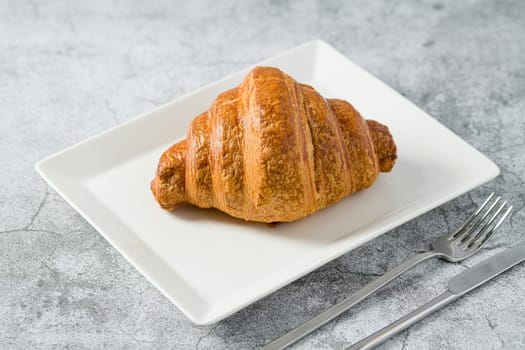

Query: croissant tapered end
[[367, 120, 397, 172], [151, 140, 187, 210]]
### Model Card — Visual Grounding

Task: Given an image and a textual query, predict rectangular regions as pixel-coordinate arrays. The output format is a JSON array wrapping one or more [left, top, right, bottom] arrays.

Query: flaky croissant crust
[[151, 66, 396, 222]]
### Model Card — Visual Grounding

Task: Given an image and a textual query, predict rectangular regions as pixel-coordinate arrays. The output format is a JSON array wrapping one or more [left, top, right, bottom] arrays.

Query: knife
[[347, 241, 525, 350]]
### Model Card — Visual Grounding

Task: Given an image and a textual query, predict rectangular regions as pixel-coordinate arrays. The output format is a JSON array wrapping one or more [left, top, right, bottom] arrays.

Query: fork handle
[[263, 251, 439, 350], [346, 291, 458, 350]]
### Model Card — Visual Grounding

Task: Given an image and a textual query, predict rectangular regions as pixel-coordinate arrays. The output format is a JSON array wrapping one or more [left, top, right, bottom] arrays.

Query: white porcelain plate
[[36, 40, 499, 325]]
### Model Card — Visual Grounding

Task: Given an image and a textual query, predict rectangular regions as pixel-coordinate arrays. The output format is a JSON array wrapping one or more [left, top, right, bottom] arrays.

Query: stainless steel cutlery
[[347, 239, 525, 349], [264, 193, 512, 350]]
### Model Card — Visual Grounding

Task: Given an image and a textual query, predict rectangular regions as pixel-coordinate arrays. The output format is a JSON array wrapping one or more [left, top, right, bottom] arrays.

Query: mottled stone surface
[[1, 0, 524, 349]]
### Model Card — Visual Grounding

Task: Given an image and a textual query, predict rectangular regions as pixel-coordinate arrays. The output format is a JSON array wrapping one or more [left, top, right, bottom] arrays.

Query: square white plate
[[36, 40, 499, 325]]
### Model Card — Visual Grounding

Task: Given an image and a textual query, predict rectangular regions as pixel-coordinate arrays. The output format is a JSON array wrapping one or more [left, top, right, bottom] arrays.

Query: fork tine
[[453, 195, 500, 242], [492, 205, 513, 231], [448, 192, 494, 240], [469, 205, 513, 249], [461, 201, 508, 248]]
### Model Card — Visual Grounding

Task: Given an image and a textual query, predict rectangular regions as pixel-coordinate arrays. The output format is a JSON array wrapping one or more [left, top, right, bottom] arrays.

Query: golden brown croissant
[[151, 66, 396, 223]]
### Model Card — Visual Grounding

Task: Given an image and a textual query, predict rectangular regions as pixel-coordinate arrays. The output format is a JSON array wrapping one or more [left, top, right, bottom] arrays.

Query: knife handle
[[346, 291, 458, 350]]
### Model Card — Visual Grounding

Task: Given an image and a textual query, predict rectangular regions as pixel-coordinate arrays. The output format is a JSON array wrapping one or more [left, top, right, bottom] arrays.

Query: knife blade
[[447, 240, 525, 294], [347, 241, 525, 350]]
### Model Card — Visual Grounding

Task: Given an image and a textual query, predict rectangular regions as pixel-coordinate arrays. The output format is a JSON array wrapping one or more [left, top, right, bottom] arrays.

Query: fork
[[263, 193, 512, 350]]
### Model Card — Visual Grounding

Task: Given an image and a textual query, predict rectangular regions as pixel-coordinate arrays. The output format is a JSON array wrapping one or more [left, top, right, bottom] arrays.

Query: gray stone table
[[1, 0, 524, 349]]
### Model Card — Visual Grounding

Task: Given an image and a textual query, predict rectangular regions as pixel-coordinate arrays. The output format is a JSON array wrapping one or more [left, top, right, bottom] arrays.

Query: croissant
[[151, 66, 396, 223]]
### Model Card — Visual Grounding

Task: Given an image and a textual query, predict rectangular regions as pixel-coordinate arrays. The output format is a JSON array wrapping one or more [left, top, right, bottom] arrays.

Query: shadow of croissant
[[165, 190, 383, 245]]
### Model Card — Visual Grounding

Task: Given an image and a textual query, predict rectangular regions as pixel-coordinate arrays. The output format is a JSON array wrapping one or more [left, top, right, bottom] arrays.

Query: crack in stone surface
[[104, 100, 119, 124], [28, 0, 40, 19], [0, 192, 69, 236], [41, 261, 60, 280], [25, 191, 50, 230], [0, 228, 24, 236], [483, 311, 505, 347], [0, 228, 72, 236], [400, 329, 410, 350], [195, 324, 219, 349], [66, 13, 77, 33], [467, 191, 477, 209]]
